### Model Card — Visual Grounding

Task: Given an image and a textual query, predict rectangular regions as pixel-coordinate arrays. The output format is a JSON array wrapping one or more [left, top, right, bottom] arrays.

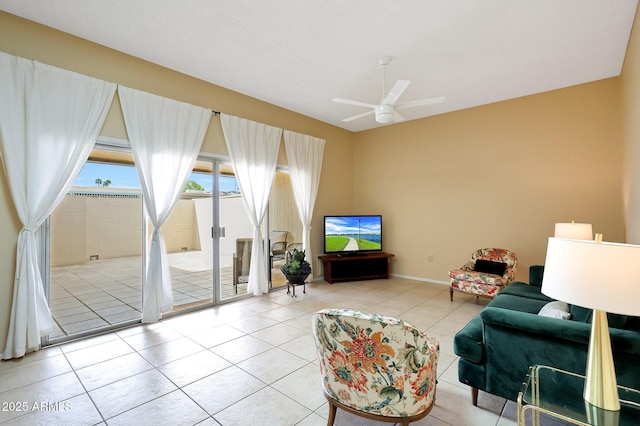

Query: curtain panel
[[118, 86, 211, 322], [283, 130, 325, 280], [0, 52, 116, 359], [220, 114, 282, 295]]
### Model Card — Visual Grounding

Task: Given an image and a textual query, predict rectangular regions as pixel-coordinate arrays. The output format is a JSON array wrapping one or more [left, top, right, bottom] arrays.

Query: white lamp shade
[[542, 237, 640, 316], [554, 222, 593, 240]]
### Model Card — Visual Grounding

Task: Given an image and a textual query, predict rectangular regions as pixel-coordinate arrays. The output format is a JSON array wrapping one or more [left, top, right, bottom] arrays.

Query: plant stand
[[286, 281, 306, 297]]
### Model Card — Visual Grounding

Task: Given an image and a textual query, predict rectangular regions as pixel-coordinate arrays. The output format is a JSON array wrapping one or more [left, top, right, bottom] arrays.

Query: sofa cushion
[[570, 305, 628, 329], [529, 265, 544, 288], [487, 293, 549, 314], [453, 315, 483, 364], [538, 301, 571, 319], [474, 259, 507, 276], [499, 282, 554, 302]]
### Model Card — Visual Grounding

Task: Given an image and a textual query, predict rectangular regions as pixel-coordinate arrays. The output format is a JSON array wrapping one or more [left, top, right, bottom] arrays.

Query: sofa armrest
[[481, 307, 591, 345], [480, 307, 640, 401]]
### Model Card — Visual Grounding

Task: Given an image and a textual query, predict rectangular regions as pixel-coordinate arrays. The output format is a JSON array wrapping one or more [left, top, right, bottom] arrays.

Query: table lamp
[[554, 222, 593, 240], [542, 237, 640, 411]]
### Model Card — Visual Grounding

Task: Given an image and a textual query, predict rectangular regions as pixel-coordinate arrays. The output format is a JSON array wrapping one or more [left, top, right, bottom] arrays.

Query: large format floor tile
[[0, 277, 526, 425]]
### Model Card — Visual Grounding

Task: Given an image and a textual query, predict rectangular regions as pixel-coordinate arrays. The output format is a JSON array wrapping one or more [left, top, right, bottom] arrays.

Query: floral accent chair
[[449, 248, 518, 302], [312, 309, 439, 426]]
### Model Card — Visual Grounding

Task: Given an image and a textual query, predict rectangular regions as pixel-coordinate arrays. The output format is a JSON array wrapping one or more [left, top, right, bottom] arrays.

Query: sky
[[325, 215, 382, 235], [74, 162, 238, 192]]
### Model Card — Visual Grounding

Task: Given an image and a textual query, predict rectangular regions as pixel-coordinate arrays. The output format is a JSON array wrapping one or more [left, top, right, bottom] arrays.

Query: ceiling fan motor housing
[[375, 104, 394, 123]]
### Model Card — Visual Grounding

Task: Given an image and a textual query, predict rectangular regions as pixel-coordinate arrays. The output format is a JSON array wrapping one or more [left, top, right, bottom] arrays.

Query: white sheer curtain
[[220, 114, 282, 295], [0, 52, 116, 359], [118, 86, 211, 322], [283, 130, 325, 280]]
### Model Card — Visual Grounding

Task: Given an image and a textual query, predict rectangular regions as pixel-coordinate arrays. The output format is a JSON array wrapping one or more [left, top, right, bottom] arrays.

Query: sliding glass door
[[45, 150, 297, 343], [48, 148, 143, 340]]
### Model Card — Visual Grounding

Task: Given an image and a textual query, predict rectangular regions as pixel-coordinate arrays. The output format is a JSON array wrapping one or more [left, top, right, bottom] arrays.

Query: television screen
[[324, 215, 382, 254]]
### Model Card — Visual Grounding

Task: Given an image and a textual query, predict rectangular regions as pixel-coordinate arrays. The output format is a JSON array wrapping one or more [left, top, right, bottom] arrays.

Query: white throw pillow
[[538, 301, 571, 320]]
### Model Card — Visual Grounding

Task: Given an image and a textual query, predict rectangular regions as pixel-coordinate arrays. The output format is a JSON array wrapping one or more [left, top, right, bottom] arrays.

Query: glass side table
[[517, 365, 640, 425]]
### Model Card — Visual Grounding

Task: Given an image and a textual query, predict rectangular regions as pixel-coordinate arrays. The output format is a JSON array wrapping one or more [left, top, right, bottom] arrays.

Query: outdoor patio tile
[[51, 305, 92, 318], [61, 318, 109, 335], [55, 311, 101, 326], [84, 299, 123, 311], [95, 304, 137, 317], [102, 310, 141, 324]]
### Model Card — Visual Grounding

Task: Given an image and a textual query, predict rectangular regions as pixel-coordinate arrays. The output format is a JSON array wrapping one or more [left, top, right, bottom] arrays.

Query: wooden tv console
[[318, 252, 394, 284]]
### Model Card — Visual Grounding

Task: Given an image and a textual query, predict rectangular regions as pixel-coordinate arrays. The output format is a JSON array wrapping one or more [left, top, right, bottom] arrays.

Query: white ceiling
[[0, 1, 638, 132]]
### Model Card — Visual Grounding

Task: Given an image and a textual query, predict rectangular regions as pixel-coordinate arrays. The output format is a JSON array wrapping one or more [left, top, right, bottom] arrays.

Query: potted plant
[[280, 248, 312, 284]]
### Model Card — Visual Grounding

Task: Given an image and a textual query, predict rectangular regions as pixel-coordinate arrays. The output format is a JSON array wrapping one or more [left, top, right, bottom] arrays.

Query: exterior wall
[[219, 195, 254, 268], [51, 194, 143, 266], [50, 196, 87, 266], [161, 198, 198, 253]]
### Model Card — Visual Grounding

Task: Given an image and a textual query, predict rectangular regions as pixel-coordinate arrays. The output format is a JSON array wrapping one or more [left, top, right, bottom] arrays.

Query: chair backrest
[[470, 248, 518, 282], [312, 309, 439, 418], [270, 230, 288, 246], [236, 238, 252, 275]]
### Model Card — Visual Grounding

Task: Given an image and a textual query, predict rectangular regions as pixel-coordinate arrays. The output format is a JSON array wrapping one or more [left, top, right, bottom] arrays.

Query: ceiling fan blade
[[395, 96, 445, 110], [342, 110, 375, 122], [381, 80, 410, 105], [394, 112, 405, 122], [332, 97, 377, 109]]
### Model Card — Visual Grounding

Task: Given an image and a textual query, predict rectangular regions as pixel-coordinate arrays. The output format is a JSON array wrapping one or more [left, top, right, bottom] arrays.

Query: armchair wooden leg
[[471, 387, 478, 406], [327, 401, 337, 426], [449, 287, 453, 302]]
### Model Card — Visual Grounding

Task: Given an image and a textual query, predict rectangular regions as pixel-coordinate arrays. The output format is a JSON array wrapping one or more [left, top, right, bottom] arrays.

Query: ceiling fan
[[332, 56, 445, 124]]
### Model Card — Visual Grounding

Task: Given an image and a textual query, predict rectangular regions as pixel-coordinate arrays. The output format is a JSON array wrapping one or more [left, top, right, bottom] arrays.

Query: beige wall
[[622, 6, 640, 244], [354, 78, 625, 283], [0, 12, 355, 348]]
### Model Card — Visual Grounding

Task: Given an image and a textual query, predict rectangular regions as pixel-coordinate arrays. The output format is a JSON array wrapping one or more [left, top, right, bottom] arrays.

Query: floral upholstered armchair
[[312, 309, 439, 426], [449, 248, 518, 301]]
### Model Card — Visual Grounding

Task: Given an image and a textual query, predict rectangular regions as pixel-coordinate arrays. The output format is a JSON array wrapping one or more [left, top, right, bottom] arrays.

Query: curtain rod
[[212, 110, 220, 116]]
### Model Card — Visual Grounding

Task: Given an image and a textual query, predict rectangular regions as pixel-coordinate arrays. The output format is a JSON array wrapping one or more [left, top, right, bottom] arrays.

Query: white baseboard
[[313, 274, 449, 286], [390, 274, 449, 286]]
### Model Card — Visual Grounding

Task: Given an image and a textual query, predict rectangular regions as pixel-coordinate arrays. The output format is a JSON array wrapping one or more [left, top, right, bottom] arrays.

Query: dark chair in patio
[[233, 238, 252, 294], [269, 230, 288, 268]]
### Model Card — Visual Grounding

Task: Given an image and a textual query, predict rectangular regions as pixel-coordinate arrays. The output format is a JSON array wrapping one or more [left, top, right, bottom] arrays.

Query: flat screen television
[[324, 215, 382, 255]]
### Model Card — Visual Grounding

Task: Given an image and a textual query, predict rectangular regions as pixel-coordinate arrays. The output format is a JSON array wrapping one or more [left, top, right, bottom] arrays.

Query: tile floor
[[1, 277, 528, 425], [49, 252, 288, 339]]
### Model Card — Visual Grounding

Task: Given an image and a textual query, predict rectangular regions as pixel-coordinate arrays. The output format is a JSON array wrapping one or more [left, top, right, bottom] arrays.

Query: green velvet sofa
[[453, 265, 640, 404]]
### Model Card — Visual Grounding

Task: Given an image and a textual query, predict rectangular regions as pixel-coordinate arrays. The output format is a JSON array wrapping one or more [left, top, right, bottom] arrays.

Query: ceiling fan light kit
[[333, 56, 445, 125], [375, 104, 394, 123]]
